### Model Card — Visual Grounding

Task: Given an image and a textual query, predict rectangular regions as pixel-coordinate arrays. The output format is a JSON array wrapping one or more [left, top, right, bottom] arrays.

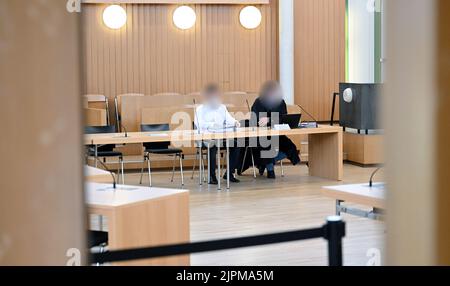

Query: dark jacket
[[248, 98, 301, 167]]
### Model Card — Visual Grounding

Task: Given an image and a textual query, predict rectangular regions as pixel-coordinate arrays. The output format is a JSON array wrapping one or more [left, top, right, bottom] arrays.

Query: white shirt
[[195, 104, 237, 132]]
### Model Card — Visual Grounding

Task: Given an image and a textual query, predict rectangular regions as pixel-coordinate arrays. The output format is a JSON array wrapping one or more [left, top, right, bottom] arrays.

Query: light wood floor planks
[[98, 163, 385, 266]]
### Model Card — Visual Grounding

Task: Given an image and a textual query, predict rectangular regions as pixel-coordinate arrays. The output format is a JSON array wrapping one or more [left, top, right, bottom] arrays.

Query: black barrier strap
[[92, 219, 346, 266], [93, 228, 324, 264]]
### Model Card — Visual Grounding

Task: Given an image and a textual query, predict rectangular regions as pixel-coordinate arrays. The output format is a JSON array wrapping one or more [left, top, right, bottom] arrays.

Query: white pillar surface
[[279, 0, 295, 104], [348, 0, 376, 83], [384, 0, 437, 266]]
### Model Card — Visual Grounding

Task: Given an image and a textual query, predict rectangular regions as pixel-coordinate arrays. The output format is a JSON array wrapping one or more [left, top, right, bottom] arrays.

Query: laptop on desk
[[281, 114, 302, 129]]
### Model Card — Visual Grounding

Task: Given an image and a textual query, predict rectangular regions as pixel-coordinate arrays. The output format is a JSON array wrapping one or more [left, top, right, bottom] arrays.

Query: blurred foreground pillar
[[0, 0, 85, 265], [385, 0, 450, 265]]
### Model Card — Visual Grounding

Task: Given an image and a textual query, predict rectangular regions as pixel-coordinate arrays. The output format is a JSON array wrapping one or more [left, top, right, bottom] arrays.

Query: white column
[[347, 0, 376, 83], [385, 0, 437, 266], [279, 0, 295, 104]]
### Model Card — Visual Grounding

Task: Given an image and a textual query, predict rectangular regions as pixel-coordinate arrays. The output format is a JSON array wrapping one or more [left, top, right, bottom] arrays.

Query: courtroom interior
[[1, 0, 449, 267]]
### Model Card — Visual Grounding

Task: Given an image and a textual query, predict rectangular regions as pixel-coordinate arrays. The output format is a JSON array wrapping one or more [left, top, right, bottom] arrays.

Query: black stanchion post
[[324, 216, 346, 266]]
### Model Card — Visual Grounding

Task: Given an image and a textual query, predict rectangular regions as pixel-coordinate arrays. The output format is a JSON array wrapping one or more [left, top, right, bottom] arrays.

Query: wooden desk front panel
[[89, 192, 190, 266]]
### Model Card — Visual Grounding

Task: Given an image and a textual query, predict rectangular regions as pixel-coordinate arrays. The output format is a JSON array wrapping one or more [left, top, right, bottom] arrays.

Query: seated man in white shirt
[[195, 83, 241, 185]]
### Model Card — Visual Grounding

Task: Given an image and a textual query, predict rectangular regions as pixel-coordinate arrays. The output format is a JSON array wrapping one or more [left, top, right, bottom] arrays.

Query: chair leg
[[179, 154, 184, 186], [201, 150, 207, 183], [191, 150, 198, 180], [147, 156, 152, 187], [139, 156, 146, 185], [120, 157, 125, 184], [250, 148, 257, 178], [94, 146, 98, 168], [199, 149, 203, 186], [171, 155, 177, 183], [221, 152, 225, 171], [207, 145, 211, 183], [280, 160, 285, 178], [240, 147, 249, 175], [105, 99, 111, 126], [117, 158, 120, 182]]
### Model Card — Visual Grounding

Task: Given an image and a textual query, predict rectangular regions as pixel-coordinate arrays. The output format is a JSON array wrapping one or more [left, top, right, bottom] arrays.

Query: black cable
[[93, 156, 117, 189], [369, 167, 383, 187]]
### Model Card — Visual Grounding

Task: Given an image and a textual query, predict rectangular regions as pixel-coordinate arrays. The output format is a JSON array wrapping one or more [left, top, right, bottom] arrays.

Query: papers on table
[[147, 133, 170, 137], [273, 124, 291, 131], [206, 125, 237, 133], [300, 122, 318, 129]]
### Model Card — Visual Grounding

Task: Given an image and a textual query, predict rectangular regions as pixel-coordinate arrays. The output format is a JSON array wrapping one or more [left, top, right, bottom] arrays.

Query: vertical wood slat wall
[[82, 1, 278, 102], [437, 0, 450, 265], [294, 0, 346, 121]]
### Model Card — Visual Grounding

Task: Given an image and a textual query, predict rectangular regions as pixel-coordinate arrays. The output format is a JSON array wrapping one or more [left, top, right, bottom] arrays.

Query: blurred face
[[204, 90, 222, 108], [263, 86, 283, 107]]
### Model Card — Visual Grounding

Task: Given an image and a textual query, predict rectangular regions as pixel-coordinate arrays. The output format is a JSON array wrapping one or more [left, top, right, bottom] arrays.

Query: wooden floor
[[108, 163, 385, 266]]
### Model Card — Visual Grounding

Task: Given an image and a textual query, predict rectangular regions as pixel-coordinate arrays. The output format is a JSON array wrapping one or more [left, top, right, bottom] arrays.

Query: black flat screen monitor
[[339, 83, 381, 130]]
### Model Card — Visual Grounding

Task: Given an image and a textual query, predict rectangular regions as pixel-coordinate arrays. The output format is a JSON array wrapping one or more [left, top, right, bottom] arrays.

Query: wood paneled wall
[[437, 0, 450, 265], [294, 0, 346, 121], [82, 1, 278, 102]]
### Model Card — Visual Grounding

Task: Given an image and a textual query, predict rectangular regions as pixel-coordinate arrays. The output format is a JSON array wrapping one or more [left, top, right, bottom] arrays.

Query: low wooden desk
[[85, 165, 113, 183], [322, 183, 386, 220], [86, 183, 190, 266], [84, 125, 343, 190]]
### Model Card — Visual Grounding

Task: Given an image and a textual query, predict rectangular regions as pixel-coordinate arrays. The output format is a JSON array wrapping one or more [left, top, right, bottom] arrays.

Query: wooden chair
[[114, 93, 144, 131], [84, 94, 110, 125], [139, 124, 185, 187], [85, 125, 125, 185]]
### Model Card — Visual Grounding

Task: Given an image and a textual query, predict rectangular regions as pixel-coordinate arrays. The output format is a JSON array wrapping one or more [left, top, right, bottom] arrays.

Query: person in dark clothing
[[250, 81, 301, 179]]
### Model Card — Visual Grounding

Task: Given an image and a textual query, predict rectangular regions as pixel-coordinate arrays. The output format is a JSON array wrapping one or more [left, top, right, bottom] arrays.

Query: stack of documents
[[300, 122, 318, 129]]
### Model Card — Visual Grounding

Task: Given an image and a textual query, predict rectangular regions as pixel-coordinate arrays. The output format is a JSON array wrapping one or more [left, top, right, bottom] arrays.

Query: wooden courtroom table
[[85, 165, 113, 183], [86, 182, 190, 266], [322, 183, 386, 221], [85, 125, 343, 190]]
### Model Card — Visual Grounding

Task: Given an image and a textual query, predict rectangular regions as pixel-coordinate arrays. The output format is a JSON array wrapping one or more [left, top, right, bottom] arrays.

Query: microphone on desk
[[94, 157, 117, 189], [120, 124, 129, 138], [296, 104, 319, 128], [369, 167, 383, 187]]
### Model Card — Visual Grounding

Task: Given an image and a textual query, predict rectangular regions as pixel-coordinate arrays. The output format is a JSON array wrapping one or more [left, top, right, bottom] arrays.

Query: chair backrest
[[224, 91, 247, 96], [152, 92, 181, 97], [141, 124, 171, 150], [116, 93, 145, 110], [85, 126, 117, 152], [84, 95, 110, 125], [187, 92, 201, 97], [84, 94, 107, 103], [115, 93, 145, 131], [85, 125, 116, 135]]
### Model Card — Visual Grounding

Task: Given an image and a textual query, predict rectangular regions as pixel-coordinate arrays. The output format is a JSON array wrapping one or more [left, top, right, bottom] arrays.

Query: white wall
[[279, 0, 295, 104], [348, 0, 375, 83]]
